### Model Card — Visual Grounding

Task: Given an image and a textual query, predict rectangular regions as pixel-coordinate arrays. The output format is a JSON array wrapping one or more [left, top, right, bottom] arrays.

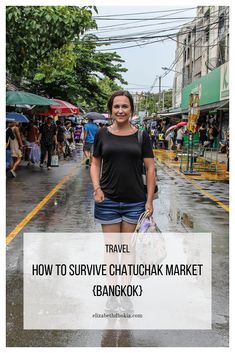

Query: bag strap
[[131, 210, 151, 247], [137, 130, 143, 146]]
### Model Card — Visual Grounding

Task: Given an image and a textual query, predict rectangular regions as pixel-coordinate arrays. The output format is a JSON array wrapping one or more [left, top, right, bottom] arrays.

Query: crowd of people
[[146, 119, 228, 154], [6, 116, 101, 177], [6, 108, 229, 178]]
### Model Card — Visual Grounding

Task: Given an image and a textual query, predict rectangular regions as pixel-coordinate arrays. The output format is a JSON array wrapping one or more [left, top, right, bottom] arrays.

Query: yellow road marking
[[157, 160, 229, 213], [186, 178, 229, 212], [6, 161, 83, 246]]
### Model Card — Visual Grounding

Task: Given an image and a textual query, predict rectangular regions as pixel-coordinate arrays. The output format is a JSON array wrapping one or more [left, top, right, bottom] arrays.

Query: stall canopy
[[6, 91, 58, 106], [30, 99, 80, 116]]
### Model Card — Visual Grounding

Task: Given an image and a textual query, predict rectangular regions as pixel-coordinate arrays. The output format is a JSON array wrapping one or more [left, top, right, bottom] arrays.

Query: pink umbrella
[[165, 121, 187, 136]]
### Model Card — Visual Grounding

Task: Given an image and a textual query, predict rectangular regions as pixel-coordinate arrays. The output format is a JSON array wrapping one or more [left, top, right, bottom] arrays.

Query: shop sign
[[220, 62, 229, 100], [181, 66, 220, 110]]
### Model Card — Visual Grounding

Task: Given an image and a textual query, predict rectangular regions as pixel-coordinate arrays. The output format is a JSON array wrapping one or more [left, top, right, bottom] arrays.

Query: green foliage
[[138, 90, 173, 115], [6, 6, 96, 78], [6, 6, 127, 109]]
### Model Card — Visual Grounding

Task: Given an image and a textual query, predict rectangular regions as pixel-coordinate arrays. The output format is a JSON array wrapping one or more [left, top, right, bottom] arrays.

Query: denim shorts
[[94, 197, 146, 225]]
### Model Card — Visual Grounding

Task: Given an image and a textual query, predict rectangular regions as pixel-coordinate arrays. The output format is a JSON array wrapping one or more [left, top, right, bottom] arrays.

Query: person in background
[[176, 126, 184, 151], [56, 120, 66, 158], [207, 123, 218, 149], [6, 122, 15, 171], [150, 127, 156, 148], [165, 130, 175, 150], [219, 129, 228, 153], [26, 121, 40, 166], [64, 120, 75, 157], [64, 120, 74, 145], [38, 116, 57, 170], [157, 131, 165, 149], [74, 122, 83, 144], [9, 122, 23, 177], [84, 116, 99, 166], [198, 123, 208, 146]]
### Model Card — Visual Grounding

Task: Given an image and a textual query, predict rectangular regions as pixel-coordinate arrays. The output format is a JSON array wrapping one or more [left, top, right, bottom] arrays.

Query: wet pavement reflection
[[6, 150, 229, 347]]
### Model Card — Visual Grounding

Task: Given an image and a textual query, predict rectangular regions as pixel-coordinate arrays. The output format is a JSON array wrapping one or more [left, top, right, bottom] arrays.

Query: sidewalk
[[154, 149, 229, 182]]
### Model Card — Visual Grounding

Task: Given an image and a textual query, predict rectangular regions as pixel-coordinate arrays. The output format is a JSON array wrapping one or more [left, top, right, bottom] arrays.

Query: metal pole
[[158, 76, 162, 111], [136, 92, 139, 115]]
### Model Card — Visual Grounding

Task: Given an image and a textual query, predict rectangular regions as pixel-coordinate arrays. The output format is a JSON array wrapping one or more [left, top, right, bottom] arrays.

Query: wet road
[[6, 150, 229, 347]]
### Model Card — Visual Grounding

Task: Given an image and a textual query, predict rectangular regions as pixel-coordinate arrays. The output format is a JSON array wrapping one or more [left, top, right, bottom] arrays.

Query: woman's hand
[[145, 201, 153, 216], [94, 188, 105, 203]]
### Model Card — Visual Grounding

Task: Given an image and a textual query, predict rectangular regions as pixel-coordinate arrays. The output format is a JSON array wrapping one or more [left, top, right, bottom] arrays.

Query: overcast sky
[[91, 6, 197, 94]]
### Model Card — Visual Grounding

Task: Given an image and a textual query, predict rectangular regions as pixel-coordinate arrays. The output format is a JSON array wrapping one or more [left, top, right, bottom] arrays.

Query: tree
[[138, 89, 173, 115], [6, 6, 97, 79], [6, 6, 127, 108], [30, 39, 127, 109]]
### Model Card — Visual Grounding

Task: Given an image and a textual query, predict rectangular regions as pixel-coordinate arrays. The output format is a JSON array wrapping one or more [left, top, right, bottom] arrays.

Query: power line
[[93, 18, 195, 35], [160, 17, 227, 80], [94, 16, 203, 21], [90, 7, 226, 36], [95, 17, 228, 43], [94, 17, 229, 51], [94, 7, 227, 22], [92, 7, 197, 31], [125, 82, 173, 87], [93, 7, 196, 18], [96, 38, 166, 51], [125, 85, 172, 89]]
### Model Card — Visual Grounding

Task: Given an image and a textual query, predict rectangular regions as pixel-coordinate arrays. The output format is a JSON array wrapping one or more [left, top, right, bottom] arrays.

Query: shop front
[[181, 62, 229, 135]]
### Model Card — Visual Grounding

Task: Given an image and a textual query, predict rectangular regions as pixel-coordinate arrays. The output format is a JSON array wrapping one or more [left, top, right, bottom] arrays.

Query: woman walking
[[9, 122, 23, 177]]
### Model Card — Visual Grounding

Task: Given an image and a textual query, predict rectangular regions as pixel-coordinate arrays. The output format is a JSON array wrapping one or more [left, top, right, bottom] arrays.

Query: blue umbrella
[[6, 112, 29, 123]]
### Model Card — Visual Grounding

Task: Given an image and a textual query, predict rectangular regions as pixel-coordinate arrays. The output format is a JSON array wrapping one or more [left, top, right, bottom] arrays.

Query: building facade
[[172, 6, 229, 114]]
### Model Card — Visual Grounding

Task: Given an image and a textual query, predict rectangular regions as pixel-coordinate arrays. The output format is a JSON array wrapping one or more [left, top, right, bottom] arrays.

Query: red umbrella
[[165, 121, 187, 136], [29, 99, 80, 116], [48, 99, 79, 116]]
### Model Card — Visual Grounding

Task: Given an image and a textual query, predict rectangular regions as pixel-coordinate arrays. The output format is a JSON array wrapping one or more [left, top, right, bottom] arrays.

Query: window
[[187, 47, 190, 60], [204, 26, 209, 42], [195, 39, 202, 59], [204, 9, 210, 21], [218, 14, 225, 37], [194, 57, 202, 75], [217, 38, 226, 65]]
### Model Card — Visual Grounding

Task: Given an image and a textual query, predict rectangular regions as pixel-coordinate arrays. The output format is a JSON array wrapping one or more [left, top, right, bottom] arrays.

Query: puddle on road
[[177, 210, 194, 229]]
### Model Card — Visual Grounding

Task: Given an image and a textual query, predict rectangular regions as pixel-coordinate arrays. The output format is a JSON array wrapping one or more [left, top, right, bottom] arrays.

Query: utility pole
[[135, 92, 139, 114], [158, 76, 162, 112]]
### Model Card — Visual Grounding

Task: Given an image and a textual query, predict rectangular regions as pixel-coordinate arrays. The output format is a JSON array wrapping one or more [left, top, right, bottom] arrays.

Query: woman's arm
[[90, 156, 105, 202], [143, 157, 156, 215], [14, 127, 23, 148]]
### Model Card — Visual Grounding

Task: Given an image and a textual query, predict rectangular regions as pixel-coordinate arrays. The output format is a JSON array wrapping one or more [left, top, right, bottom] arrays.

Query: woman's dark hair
[[107, 90, 134, 116]]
